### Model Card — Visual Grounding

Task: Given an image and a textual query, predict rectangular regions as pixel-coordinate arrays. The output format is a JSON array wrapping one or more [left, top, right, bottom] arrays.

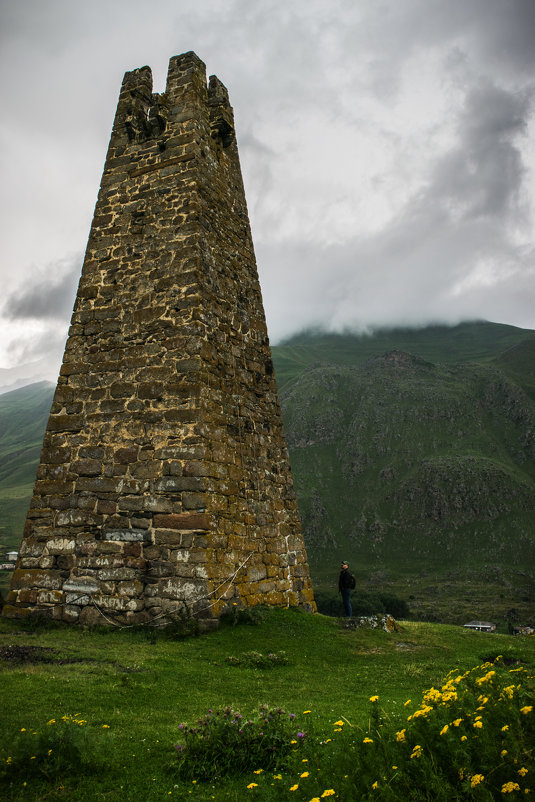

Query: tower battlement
[[4, 53, 315, 626]]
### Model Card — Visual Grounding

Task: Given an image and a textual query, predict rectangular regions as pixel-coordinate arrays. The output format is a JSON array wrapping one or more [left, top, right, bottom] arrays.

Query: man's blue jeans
[[341, 588, 352, 618]]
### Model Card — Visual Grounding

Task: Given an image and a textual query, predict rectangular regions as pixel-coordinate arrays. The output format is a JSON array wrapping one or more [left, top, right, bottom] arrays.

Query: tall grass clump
[[171, 704, 308, 781], [0, 714, 104, 789], [240, 656, 534, 800]]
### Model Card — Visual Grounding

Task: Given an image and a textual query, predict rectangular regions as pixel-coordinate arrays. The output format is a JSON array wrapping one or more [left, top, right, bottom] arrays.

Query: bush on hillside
[[171, 705, 308, 780], [314, 590, 409, 619]]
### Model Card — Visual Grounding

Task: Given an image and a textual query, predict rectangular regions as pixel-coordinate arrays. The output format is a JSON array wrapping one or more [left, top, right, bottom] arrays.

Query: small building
[[7, 552, 18, 562], [464, 620, 496, 632]]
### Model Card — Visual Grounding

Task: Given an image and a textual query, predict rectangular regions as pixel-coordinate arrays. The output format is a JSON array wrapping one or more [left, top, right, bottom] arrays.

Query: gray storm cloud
[[4, 258, 80, 321], [0, 0, 534, 377]]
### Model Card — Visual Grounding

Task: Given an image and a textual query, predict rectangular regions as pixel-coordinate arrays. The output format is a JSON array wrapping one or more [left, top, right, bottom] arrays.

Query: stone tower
[[4, 52, 315, 625]]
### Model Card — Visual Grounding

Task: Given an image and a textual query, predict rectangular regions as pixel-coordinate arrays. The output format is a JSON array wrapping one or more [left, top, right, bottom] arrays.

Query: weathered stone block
[[153, 513, 212, 531], [97, 567, 137, 581], [46, 538, 76, 555], [63, 578, 99, 594], [102, 529, 150, 542], [63, 605, 82, 622], [11, 569, 63, 591], [117, 580, 144, 596]]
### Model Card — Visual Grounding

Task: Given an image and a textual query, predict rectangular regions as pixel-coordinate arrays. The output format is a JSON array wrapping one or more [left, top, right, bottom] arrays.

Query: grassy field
[[0, 607, 533, 800]]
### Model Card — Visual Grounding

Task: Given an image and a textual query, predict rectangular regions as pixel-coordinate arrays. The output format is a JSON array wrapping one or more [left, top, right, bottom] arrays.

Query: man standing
[[338, 561, 354, 618]]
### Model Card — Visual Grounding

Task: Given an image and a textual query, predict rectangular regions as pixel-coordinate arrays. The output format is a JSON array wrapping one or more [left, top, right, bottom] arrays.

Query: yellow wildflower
[[102, 724, 110, 729], [247, 783, 258, 789], [501, 750, 508, 757], [303, 710, 312, 714], [410, 705, 433, 720], [473, 720, 483, 729], [253, 770, 263, 775], [440, 724, 449, 736], [461, 736, 468, 741], [471, 775, 484, 788], [392, 766, 398, 770], [501, 782, 521, 793], [309, 799, 321, 802], [301, 772, 310, 778], [369, 696, 379, 702], [289, 785, 299, 792], [519, 768, 529, 777], [503, 686, 516, 699], [453, 718, 463, 727], [363, 737, 374, 744], [333, 720, 345, 726], [476, 670, 495, 685], [321, 792, 336, 798], [396, 729, 406, 742], [372, 781, 379, 789], [20, 728, 26, 732], [404, 699, 411, 706], [423, 688, 442, 704], [334, 728, 342, 732], [520, 706, 533, 715], [502, 725, 510, 732], [410, 745, 423, 759]]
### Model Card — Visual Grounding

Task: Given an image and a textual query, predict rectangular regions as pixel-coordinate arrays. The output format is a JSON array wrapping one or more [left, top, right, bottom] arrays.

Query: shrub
[[218, 604, 269, 627], [0, 715, 101, 786], [314, 590, 409, 619], [379, 593, 411, 619], [172, 705, 307, 780], [155, 604, 200, 640]]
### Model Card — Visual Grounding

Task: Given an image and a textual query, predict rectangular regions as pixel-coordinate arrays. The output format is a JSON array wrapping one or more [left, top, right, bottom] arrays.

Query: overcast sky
[[1, 0, 534, 386]]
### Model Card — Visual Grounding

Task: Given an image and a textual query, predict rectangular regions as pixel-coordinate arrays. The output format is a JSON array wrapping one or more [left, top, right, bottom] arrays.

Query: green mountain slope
[[273, 321, 535, 389], [0, 381, 54, 558], [272, 322, 535, 624]]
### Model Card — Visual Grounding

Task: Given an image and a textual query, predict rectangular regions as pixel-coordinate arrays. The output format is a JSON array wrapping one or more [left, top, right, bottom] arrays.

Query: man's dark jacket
[[339, 568, 354, 591]]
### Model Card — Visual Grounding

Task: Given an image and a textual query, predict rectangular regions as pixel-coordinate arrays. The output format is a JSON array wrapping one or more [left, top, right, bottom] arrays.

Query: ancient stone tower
[[4, 52, 315, 625]]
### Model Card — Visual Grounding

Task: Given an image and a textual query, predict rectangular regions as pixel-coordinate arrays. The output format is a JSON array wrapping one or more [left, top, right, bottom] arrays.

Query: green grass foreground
[[0, 608, 533, 800]]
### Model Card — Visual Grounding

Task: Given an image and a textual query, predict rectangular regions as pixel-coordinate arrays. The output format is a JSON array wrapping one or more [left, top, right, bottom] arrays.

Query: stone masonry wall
[[4, 52, 315, 626]]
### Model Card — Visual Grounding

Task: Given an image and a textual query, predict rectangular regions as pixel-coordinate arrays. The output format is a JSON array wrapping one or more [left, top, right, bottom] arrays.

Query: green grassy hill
[[272, 322, 535, 626], [0, 609, 534, 801]]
